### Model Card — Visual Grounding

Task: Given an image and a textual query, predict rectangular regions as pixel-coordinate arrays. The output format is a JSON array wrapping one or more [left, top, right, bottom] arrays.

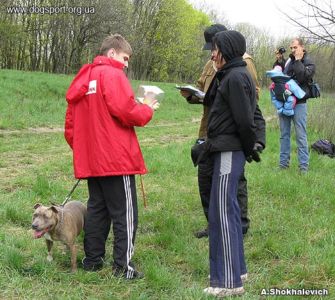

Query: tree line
[[0, 0, 334, 90], [0, 0, 209, 83]]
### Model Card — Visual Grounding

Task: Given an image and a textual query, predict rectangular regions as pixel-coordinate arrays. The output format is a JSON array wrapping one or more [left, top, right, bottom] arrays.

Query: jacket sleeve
[[291, 56, 315, 84], [64, 104, 74, 149], [102, 71, 153, 127], [187, 60, 214, 104], [227, 73, 256, 157], [254, 104, 266, 148], [187, 73, 205, 104]]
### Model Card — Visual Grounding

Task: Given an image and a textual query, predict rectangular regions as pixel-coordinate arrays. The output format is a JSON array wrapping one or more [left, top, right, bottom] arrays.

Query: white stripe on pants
[[123, 176, 135, 278], [209, 151, 246, 288]]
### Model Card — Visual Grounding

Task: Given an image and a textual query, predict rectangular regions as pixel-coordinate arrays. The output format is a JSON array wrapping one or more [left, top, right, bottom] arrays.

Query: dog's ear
[[34, 203, 42, 209], [49, 206, 59, 214]]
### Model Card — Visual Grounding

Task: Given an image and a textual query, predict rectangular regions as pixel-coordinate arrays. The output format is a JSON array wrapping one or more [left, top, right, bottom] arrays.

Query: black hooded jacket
[[204, 31, 257, 157]]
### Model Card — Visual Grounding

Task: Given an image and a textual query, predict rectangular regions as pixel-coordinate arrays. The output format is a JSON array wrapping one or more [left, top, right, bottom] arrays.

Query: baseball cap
[[203, 24, 227, 50]]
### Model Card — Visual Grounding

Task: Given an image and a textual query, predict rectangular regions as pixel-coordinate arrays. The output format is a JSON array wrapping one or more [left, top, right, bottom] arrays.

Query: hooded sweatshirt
[[64, 56, 153, 178], [204, 30, 257, 157]]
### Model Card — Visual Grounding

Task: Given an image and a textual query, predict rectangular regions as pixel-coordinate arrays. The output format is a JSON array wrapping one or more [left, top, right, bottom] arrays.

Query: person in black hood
[[182, 25, 265, 240], [214, 30, 246, 61], [203, 30, 259, 298]]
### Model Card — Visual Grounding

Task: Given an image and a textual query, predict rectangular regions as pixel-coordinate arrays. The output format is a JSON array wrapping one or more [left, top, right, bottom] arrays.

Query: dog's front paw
[[47, 254, 53, 262]]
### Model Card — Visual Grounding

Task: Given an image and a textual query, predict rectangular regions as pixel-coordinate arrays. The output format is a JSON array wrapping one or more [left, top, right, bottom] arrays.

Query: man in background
[[279, 38, 315, 172], [273, 47, 287, 70]]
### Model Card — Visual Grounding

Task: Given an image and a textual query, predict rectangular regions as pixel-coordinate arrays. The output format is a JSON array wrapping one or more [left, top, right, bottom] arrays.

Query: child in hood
[[266, 65, 305, 116]]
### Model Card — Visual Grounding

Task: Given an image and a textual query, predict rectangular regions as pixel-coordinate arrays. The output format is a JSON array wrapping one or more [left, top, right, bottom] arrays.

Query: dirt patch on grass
[[146, 118, 201, 128], [141, 134, 191, 145], [0, 130, 70, 193], [0, 127, 63, 136]]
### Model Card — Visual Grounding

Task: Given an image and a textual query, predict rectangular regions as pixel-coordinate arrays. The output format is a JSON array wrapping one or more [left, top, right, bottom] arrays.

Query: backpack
[[311, 139, 335, 157], [308, 82, 321, 98]]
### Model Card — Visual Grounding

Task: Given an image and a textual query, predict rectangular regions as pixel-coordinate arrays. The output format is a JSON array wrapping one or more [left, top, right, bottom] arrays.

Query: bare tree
[[280, 0, 335, 45]]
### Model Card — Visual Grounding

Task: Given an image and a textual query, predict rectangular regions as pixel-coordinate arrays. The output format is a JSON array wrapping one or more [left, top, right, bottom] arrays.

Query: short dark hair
[[100, 34, 132, 56], [292, 37, 305, 46]]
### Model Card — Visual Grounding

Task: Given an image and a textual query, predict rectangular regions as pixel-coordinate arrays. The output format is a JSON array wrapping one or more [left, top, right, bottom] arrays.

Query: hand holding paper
[[176, 85, 205, 100], [136, 85, 164, 110]]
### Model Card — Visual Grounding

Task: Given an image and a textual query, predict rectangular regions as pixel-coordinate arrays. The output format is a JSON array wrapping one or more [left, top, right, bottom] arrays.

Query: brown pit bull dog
[[32, 201, 86, 272]]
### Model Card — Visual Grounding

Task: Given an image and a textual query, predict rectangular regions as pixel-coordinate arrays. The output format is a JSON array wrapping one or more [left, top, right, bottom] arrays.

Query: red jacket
[[64, 56, 153, 178]]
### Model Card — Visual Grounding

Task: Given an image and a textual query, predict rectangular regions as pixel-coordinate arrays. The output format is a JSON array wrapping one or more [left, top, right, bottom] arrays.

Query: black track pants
[[84, 176, 138, 275]]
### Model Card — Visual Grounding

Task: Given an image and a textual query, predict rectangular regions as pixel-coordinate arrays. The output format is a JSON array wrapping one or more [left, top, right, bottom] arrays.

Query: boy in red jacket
[[64, 34, 157, 278]]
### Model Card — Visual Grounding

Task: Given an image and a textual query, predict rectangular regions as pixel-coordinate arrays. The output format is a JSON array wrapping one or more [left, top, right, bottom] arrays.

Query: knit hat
[[213, 30, 246, 62], [203, 24, 227, 50]]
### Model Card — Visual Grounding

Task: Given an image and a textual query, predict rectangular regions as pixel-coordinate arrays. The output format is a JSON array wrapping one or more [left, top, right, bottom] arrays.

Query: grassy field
[[0, 69, 334, 299]]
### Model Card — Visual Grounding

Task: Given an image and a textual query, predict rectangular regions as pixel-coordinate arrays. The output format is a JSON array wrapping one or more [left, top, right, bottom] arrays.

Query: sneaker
[[194, 227, 208, 238], [203, 287, 223, 295], [82, 257, 103, 272], [204, 286, 245, 297], [112, 266, 144, 280]]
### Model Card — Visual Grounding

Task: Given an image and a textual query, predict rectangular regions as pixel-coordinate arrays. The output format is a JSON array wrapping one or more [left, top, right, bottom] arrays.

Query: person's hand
[[147, 99, 160, 111], [294, 48, 304, 60], [246, 143, 264, 163], [246, 150, 260, 163], [253, 142, 264, 153], [180, 90, 192, 98]]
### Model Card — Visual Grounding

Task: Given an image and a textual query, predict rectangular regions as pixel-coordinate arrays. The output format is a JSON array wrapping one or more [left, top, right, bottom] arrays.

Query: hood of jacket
[[65, 56, 125, 104], [214, 30, 246, 62], [203, 57, 246, 107]]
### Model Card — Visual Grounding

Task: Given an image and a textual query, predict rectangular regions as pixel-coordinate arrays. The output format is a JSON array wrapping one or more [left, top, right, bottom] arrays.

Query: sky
[[188, 0, 303, 39]]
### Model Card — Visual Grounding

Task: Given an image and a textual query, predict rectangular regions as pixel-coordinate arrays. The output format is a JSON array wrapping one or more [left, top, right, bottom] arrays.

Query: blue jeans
[[278, 103, 309, 170]]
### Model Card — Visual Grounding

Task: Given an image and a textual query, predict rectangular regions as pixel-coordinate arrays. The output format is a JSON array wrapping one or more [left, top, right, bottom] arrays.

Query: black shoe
[[82, 257, 104, 272], [112, 266, 144, 280], [83, 262, 103, 272], [194, 228, 208, 238]]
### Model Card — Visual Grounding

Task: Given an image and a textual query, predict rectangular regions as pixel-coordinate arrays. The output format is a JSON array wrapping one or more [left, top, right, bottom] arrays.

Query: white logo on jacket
[[86, 80, 97, 95]]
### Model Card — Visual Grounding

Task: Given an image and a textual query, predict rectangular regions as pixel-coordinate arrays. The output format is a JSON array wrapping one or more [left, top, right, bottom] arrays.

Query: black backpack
[[272, 77, 290, 102], [311, 139, 335, 157]]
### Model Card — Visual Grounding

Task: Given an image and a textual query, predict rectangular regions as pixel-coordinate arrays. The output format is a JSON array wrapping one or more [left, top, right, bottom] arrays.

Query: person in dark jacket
[[202, 30, 259, 298], [180, 24, 265, 238], [280, 38, 315, 172]]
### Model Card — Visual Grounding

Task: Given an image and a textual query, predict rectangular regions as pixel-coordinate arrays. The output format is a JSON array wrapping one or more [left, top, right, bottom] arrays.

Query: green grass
[[0, 69, 334, 299]]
